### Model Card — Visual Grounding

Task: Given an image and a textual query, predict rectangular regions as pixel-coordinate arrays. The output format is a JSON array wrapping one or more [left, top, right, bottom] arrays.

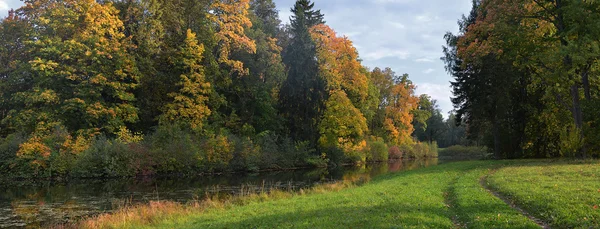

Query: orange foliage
[[310, 24, 369, 103], [384, 78, 418, 146]]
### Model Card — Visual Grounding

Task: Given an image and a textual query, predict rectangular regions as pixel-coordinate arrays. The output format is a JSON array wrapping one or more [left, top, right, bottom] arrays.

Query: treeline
[[444, 0, 600, 159], [0, 0, 440, 178]]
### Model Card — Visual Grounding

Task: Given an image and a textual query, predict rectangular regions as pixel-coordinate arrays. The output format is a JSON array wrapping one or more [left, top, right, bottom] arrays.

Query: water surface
[[0, 158, 438, 228]]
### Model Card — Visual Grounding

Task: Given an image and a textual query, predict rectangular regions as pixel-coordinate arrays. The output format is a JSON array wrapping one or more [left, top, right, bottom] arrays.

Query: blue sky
[[0, 0, 472, 117]]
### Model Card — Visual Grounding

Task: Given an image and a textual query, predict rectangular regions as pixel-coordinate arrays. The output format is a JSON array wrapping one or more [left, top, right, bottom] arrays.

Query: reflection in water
[[0, 158, 438, 228]]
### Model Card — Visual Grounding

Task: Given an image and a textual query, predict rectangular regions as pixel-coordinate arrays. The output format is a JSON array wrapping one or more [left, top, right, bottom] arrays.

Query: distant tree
[[412, 95, 445, 144], [383, 74, 419, 146]]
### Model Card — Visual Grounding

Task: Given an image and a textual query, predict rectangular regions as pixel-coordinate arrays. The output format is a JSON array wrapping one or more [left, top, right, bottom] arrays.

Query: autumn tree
[[160, 30, 211, 132], [218, 0, 286, 134], [4, 0, 139, 137], [210, 0, 257, 75], [318, 90, 368, 162], [310, 24, 369, 107], [383, 74, 419, 146]]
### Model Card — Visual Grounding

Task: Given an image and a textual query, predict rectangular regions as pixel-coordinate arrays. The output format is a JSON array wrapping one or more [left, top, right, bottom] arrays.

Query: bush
[[72, 136, 141, 178], [438, 145, 489, 160], [0, 133, 26, 174], [399, 142, 438, 159], [147, 125, 202, 174], [366, 139, 388, 162], [388, 146, 402, 160]]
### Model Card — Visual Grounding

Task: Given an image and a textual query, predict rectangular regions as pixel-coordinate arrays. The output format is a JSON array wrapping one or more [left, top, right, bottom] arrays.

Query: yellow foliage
[[161, 30, 211, 132], [61, 134, 91, 155], [204, 134, 233, 165], [115, 126, 144, 144], [17, 136, 52, 170], [210, 0, 257, 75]]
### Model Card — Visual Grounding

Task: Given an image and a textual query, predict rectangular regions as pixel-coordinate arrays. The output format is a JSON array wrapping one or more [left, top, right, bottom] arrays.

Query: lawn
[[80, 160, 599, 229]]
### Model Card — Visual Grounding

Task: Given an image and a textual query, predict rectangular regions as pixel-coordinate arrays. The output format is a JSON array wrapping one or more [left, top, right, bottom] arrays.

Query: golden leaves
[[210, 0, 257, 75]]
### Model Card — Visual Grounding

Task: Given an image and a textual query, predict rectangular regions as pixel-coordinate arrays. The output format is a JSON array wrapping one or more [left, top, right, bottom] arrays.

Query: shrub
[[438, 145, 489, 160], [366, 139, 388, 162], [0, 133, 26, 174], [147, 125, 202, 174], [229, 135, 260, 172], [388, 146, 403, 160], [72, 136, 138, 178], [399, 142, 438, 159]]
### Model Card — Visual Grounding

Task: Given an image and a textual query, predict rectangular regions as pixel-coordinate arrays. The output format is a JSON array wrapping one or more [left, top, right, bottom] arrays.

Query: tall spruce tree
[[279, 0, 325, 146]]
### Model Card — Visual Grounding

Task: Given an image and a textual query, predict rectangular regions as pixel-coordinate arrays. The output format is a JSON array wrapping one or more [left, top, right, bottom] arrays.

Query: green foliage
[[72, 136, 140, 178], [365, 138, 388, 162], [147, 125, 203, 174], [398, 142, 438, 159], [438, 145, 490, 160], [0, 133, 26, 173], [279, 0, 326, 146]]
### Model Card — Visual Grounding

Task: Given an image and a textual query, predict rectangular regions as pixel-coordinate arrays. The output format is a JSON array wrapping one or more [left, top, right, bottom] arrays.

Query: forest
[[444, 0, 600, 159], [0, 0, 464, 179], [0, 0, 598, 180]]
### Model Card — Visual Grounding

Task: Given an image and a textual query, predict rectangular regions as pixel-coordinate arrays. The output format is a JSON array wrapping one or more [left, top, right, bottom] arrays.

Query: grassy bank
[[76, 160, 599, 228]]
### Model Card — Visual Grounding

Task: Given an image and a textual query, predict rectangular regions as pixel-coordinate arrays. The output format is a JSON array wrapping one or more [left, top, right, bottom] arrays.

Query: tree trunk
[[582, 66, 592, 101], [570, 84, 586, 158], [492, 118, 501, 159]]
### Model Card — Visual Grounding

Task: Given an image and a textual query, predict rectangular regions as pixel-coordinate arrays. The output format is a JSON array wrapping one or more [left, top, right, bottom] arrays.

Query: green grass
[[81, 160, 600, 229], [487, 160, 600, 228], [448, 164, 539, 228]]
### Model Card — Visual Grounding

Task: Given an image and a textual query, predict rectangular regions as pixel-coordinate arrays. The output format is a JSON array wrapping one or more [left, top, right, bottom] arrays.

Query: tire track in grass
[[480, 170, 550, 229], [449, 166, 540, 229], [443, 176, 463, 229]]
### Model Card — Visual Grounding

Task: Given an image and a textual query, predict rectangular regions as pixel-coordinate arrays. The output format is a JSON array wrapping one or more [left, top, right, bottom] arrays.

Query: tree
[[210, 0, 257, 75], [412, 95, 445, 144], [216, 0, 287, 134], [0, 10, 30, 137], [318, 90, 368, 160], [310, 24, 369, 107], [444, 0, 541, 158], [279, 0, 325, 145], [160, 30, 211, 132], [4, 0, 139, 136], [458, 0, 600, 158], [383, 74, 419, 146]]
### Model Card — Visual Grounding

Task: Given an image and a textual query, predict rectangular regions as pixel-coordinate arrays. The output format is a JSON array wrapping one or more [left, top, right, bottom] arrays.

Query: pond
[[0, 158, 439, 228]]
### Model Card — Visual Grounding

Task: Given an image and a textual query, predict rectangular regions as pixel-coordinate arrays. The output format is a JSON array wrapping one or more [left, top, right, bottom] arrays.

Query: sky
[[0, 0, 473, 118]]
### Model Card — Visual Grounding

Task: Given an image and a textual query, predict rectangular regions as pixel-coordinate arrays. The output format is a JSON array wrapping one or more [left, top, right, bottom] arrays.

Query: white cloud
[[389, 21, 405, 29], [415, 58, 434, 62], [422, 68, 435, 74], [0, 1, 9, 11], [415, 15, 432, 22], [415, 83, 453, 118], [363, 49, 410, 61]]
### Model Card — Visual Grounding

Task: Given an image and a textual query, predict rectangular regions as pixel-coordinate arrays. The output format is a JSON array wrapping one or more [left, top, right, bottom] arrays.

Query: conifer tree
[[279, 0, 325, 145]]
